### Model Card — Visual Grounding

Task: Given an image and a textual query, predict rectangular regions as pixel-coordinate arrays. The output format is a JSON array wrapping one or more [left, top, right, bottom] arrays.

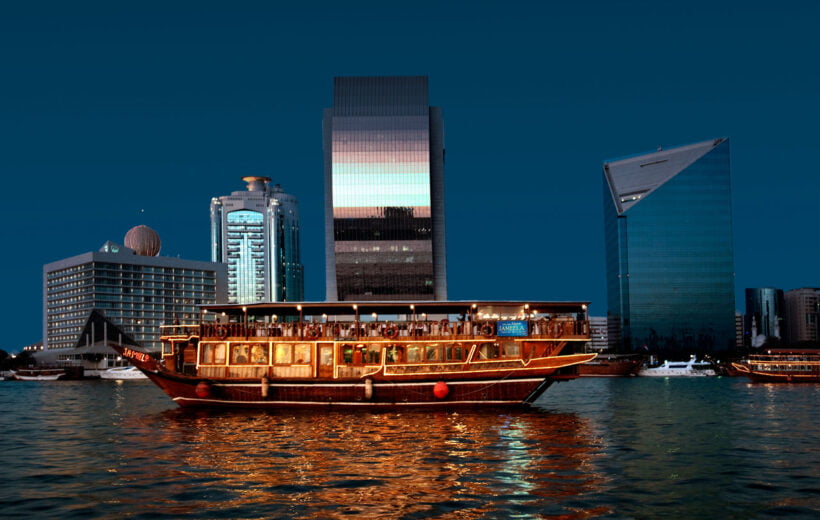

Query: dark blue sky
[[2, 1, 818, 350]]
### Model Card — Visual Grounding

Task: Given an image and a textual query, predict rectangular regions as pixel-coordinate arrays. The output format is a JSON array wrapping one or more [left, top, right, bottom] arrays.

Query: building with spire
[[211, 177, 304, 304], [323, 76, 447, 301], [603, 138, 735, 354]]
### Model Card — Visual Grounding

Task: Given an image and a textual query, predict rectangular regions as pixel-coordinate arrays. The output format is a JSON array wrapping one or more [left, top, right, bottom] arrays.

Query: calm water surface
[[1, 377, 818, 519]]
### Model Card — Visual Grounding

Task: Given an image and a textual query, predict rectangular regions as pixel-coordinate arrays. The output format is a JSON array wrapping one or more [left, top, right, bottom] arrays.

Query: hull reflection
[[119, 409, 609, 518]]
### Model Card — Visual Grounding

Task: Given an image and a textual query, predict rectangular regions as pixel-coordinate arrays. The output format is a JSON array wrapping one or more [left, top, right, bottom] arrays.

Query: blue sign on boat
[[496, 320, 529, 337]]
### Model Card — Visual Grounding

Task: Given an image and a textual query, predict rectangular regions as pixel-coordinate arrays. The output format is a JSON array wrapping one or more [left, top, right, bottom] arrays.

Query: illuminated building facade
[[211, 177, 304, 304], [323, 76, 447, 301], [784, 288, 820, 344], [603, 138, 735, 354], [744, 287, 784, 347], [43, 241, 226, 352]]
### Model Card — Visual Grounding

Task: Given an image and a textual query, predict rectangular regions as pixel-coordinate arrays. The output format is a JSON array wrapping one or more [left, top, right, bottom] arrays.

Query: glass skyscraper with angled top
[[323, 76, 447, 301], [603, 138, 735, 355], [211, 177, 304, 304]]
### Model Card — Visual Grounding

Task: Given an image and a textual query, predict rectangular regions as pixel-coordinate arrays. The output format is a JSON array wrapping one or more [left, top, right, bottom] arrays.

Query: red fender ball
[[433, 381, 449, 399], [195, 381, 211, 398]]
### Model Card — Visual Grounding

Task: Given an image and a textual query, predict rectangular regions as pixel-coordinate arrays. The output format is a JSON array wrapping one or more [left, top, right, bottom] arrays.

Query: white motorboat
[[99, 366, 148, 380], [638, 355, 716, 377]]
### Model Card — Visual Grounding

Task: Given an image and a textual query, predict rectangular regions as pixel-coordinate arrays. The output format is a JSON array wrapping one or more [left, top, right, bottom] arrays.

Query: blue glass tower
[[603, 138, 735, 355]]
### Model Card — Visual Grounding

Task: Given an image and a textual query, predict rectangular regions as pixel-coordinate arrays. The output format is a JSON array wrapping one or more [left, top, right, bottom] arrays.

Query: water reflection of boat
[[638, 355, 716, 377], [113, 300, 596, 409], [577, 353, 643, 377], [120, 408, 607, 518], [100, 366, 148, 380], [731, 349, 820, 383], [10, 368, 66, 380]]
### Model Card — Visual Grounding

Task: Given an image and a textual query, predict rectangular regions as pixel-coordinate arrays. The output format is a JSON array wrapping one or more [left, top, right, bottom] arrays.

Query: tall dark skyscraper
[[603, 138, 735, 354], [323, 76, 447, 301]]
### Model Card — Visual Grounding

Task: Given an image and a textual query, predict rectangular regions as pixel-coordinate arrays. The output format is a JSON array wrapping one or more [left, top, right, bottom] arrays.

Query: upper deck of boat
[[162, 300, 591, 343]]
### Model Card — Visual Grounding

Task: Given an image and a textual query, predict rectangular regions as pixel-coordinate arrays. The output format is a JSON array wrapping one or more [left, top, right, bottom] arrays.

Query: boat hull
[[142, 370, 562, 408], [100, 367, 148, 380], [731, 363, 820, 383], [11, 370, 65, 381], [577, 356, 642, 377]]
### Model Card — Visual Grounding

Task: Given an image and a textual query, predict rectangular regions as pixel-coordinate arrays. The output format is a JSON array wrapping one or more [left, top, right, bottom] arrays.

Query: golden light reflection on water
[[118, 408, 610, 519]]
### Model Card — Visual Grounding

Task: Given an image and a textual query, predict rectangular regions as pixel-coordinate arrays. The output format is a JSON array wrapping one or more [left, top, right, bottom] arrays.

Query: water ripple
[[1, 378, 819, 518]]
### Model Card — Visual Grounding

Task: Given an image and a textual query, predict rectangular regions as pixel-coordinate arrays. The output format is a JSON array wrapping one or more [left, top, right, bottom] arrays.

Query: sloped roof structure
[[603, 138, 726, 215]]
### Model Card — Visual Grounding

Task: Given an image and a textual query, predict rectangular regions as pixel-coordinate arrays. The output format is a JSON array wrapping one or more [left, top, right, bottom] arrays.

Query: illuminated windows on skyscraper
[[323, 76, 447, 301], [211, 177, 304, 304]]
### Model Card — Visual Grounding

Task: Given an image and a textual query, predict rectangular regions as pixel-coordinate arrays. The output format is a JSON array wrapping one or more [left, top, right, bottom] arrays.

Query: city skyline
[[3, 2, 820, 351]]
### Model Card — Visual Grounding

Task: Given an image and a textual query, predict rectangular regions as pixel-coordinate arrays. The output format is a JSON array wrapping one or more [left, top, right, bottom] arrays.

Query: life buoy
[[305, 325, 319, 339], [217, 325, 229, 340], [481, 323, 494, 336], [384, 324, 399, 339]]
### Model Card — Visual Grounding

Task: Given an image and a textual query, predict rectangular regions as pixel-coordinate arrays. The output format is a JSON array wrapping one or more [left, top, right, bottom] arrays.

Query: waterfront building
[[323, 76, 447, 301], [603, 138, 735, 354], [211, 177, 304, 304], [783, 287, 820, 345], [43, 226, 227, 353], [735, 312, 745, 349], [744, 287, 784, 347], [588, 316, 609, 352]]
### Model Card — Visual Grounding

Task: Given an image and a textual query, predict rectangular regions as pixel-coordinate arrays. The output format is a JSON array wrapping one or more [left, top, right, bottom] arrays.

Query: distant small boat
[[99, 366, 148, 380], [732, 349, 820, 383], [638, 355, 716, 377], [11, 368, 66, 381]]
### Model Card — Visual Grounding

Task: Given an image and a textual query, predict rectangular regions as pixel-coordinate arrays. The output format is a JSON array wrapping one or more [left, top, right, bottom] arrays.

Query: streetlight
[[353, 304, 359, 339], [297, 305, 304, 338], [242, 306, 248, 339]]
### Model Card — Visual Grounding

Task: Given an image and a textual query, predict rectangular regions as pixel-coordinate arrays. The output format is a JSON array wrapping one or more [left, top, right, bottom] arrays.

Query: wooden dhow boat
[[731, 349, 820, 383], [112, 300, 595, 408]]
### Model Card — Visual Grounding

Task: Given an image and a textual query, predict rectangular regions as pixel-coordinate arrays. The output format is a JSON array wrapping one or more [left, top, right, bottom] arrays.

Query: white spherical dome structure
[[124, 225, 161, 257]]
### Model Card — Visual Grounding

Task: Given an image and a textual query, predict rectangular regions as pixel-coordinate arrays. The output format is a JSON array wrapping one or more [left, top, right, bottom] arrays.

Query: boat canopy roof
[[199, 300, 589, 319]]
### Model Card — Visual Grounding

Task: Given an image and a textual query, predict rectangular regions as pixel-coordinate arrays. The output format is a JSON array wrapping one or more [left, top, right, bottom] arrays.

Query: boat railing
[[188, 318, 589, 342]]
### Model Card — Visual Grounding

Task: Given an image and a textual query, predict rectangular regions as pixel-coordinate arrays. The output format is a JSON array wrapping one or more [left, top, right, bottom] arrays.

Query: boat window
[[319, 346, 333, 367], [294, 343, 311, 364], [365, 344, 381, 364], [445, 344, 465, 361], [385, 344, 404, 363], [352, 344, 366, 365], [477, 342, 501, 360], [250, 344, 268, 364], [162, 341, 174, 356], [231, 344, 251, 364], [425, 344, 441, 361], [274, 343, 293, 364], [341, 344, 353, 364], [201, 343, 226, 365], [407, 345, 423, 363], [502, 342, 520, 358]]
